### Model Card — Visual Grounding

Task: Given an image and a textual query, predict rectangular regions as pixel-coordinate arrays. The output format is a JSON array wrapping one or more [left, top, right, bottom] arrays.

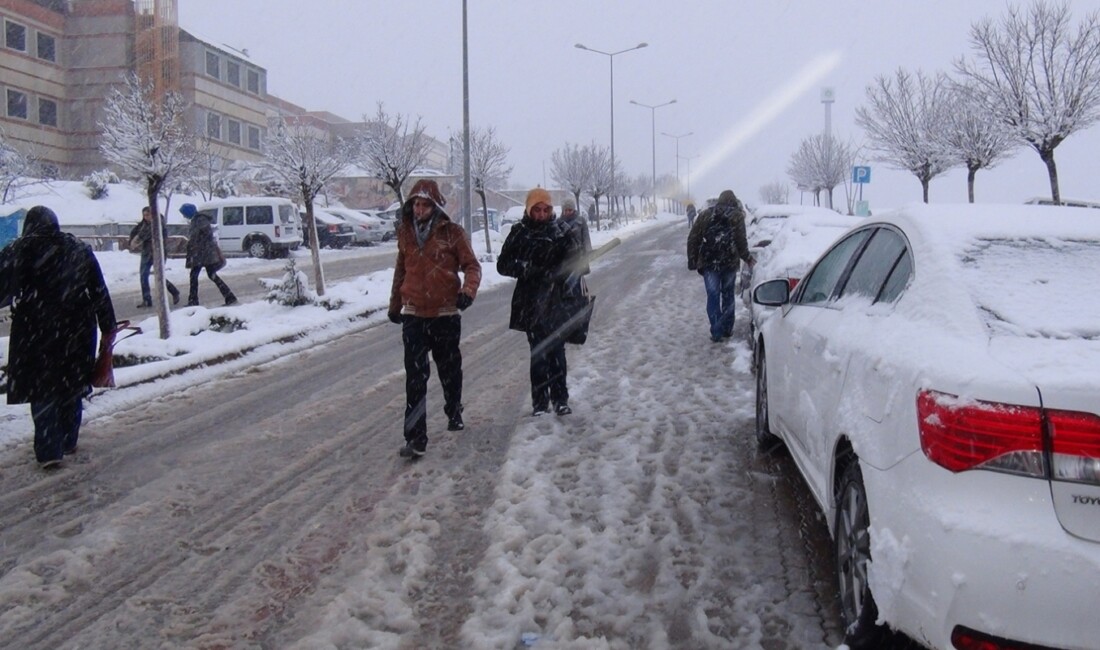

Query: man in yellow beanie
[[497, 188, 584, 416], [388, 179, 482, 458]]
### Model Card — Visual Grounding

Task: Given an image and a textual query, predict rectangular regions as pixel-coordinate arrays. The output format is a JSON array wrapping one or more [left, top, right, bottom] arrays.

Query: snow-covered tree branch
[[356, 103, 429, 206], [956, 0, 1100, 203], [855, 68, 955, 203], [99, 72, 198, 339], [260, 115, 356, 296]]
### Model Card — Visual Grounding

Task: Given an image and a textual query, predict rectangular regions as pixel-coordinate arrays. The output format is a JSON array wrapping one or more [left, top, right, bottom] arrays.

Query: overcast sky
[[178, 0, 1100, 210]]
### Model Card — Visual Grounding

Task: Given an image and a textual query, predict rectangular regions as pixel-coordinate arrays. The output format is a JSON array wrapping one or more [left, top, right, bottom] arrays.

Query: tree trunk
[[147, 183, 171, 339], [967, 165, 977, 203], [303, 200, 326, 296], [921, 178, 930, 204], [1041, 147, 1060, 205]]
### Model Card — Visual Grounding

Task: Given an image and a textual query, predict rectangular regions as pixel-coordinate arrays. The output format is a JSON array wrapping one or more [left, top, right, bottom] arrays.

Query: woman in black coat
[[497, 189, 582, 416], [0, 206, 116, 468], [179, 203, 236, 306]]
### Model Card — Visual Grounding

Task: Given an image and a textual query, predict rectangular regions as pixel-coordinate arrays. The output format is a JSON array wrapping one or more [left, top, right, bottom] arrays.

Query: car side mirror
[[753, 278, 790, 306]]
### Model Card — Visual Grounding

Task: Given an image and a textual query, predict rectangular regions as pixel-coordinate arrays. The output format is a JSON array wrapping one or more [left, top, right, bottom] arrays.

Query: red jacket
[[389, 211, 481, 317]]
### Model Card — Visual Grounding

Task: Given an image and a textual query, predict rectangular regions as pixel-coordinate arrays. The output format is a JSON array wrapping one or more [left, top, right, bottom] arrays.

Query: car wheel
[[754, 346, 778, 447], [834, 460, 885, 649], [247, 237, 271, 259]]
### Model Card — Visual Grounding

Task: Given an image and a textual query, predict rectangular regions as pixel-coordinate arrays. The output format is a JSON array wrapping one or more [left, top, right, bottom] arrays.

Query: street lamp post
[[630, 98, 675, 206], [661, 131, 693, 185], [575, 42, 647, 217], [679, 153, 700, 197]]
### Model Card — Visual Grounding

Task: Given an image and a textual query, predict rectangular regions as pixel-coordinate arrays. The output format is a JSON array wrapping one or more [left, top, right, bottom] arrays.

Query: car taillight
[[1049, 409, 1100, 484], [787, 277, 800, 291], [918, 390, 1100, 483], [917, 390, 1045, 476], [327, 225, 339, 233]]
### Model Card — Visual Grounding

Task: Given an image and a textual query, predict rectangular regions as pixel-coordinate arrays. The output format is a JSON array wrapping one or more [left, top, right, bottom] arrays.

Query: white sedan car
[[740, 207, 861, 337], [751, 203, 1100, 650]]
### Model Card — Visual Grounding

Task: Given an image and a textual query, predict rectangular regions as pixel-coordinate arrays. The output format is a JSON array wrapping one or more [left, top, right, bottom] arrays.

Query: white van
[[196, 197, 303, 258]]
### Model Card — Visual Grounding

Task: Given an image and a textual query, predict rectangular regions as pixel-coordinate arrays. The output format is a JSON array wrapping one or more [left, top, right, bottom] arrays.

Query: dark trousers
[[31, 396, 83, 463], [188, 265, 234, 304], [527, 328, 568, 411], [140, 254, 179, 304], [402, 315, 463, 444]]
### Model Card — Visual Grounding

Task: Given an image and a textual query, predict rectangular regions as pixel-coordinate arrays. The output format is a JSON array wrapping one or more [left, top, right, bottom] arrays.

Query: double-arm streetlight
[[630, 98, 676, 203], [661, 131, 693, 186], [575, 42, 647, 214]]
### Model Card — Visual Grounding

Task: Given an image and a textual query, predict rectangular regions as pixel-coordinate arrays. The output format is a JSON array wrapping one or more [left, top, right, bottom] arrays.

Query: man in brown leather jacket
[[388, 179, 481, 458]]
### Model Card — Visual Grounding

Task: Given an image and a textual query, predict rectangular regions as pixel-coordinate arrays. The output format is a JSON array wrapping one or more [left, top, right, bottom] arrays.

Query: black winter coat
[[185, 214, 223, 269], [0, 211, 116, 404], [686, 201, 751, 274], [497, 216, 580, 334]]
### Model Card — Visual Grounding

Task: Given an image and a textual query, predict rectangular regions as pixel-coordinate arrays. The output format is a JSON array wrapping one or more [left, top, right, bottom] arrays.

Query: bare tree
[[759, 181, 789, 205], [100, 72, 198, 339], [188, 134, 241, 202], [941, 82, 1018, 202], [260, 115, 356, 296], [585, 144, 612, 231], [0, 129, 48, 204], [357, 102, 430, 207], [957, 1, 1100, 204], [468, 126, 512, 258], [786, 133, 853, 209], [550, 143, 591, 212], [855, 68, 955, 203]]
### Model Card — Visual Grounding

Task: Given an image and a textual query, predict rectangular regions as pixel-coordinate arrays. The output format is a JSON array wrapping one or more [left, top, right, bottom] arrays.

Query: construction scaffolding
[[134, 0, 180, 101]]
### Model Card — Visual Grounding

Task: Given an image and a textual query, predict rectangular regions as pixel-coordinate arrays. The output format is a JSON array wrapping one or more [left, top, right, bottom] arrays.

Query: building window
[[207, 112, 221, 139], [227, 119, 241, 145], [226, 61, 240, 87], [247, 124, 261, 150], [5, 20, 27, 52], [246, 69, 260, 94], [36, 32, 55, 62], [38, 97, 57, 126], [205, 50, 220, 79], [6, 89, 27, 119]]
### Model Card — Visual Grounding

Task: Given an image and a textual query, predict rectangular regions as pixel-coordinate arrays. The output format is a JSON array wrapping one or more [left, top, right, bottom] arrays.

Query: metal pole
[[461, 0, 472, 235], [575, 42, 648, 218]]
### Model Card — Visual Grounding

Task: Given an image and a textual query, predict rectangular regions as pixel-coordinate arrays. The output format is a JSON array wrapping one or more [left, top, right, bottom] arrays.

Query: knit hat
[[180, 203, 198, 218], [561, 198, 576, 211], [717, 190, 737, 206], [407, 179, 446, 208], [525, 188, 553, 213]]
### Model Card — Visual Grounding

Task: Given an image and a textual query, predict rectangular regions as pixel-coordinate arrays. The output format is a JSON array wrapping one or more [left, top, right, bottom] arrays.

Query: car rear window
[[960, 238, 1100, 339]]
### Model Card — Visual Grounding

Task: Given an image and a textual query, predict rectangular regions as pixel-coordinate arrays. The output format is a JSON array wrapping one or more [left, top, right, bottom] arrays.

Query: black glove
[[456, 293, 473, 311], [388, 310, 402, 324]]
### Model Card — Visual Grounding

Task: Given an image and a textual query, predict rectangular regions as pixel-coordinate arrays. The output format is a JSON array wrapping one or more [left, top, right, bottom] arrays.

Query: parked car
[[750, 203, 1100, 650], [196, 197, 303, 258], [300, 209, 355, 249], [323, 207, 387, 245], [740, 207, 862, 338]]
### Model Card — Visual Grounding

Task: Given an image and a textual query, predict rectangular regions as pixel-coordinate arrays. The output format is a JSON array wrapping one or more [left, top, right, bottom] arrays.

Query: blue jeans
[[703, 269, 738, 340], [139, 253, 179, 304], [31, 396, 83, 463]]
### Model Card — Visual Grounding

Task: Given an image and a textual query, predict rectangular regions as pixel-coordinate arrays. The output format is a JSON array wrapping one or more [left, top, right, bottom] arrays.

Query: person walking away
[[686, 189, 754, 342], [498, 188, 583, 417], [685, 201, 697, 229], [130, 206, 180, 308], [0, 206, 117, 469], [387, 179, 481, 459], [180, 203, 236, 307]]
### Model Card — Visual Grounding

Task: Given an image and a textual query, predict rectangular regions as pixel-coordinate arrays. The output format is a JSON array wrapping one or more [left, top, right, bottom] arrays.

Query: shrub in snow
[[213, 177, 236, 198], [207, 315, 247, 333], [261, 258, 313, 307], [83, 170, 120, 200]]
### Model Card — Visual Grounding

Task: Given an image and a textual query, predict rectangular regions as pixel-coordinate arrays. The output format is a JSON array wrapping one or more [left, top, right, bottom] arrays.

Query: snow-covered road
[[0, 223, 852, 649]]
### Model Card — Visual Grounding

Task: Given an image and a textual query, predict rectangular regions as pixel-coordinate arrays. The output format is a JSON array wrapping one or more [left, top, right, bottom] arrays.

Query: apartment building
[[1, 0, 452, 211]]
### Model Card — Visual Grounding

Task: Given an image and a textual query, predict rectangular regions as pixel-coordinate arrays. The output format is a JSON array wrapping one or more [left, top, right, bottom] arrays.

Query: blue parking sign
[[852, 166, 871, 184]]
